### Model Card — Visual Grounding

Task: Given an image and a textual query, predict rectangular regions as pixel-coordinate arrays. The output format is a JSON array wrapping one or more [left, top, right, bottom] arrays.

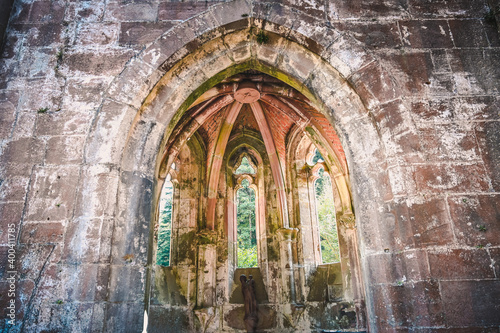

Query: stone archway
[[79, 3, 409, 331]]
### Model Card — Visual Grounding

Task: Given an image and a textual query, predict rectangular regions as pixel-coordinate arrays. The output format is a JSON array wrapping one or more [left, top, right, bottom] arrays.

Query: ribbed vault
[[159, 71, 350, 230]]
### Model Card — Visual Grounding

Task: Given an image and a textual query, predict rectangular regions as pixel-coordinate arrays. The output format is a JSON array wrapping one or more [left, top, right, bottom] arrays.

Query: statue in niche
[[240, 274, 258, 332]]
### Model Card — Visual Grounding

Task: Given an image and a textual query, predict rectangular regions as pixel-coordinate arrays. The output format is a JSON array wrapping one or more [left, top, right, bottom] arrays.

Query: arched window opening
[[157, 175, 173, 266], [235, 156, 256, 174], [236, 178, 257, 268], [313, 151, 340, 264]]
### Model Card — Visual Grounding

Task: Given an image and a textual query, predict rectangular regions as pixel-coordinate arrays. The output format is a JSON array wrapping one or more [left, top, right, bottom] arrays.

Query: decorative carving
[[197, 230, 217, 245], [234, 81, 260, 103], [337, 214, 356, 229], [240, 274, 258, 332], [277, 228, 298, 242]]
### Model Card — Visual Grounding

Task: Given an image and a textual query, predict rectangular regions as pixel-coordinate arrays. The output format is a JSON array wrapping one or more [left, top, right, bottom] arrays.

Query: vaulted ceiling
[[160, 71, 348, 229]]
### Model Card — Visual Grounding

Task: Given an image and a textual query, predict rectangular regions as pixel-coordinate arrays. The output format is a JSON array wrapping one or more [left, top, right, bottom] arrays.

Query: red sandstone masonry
[[0, 0, 498, 331]]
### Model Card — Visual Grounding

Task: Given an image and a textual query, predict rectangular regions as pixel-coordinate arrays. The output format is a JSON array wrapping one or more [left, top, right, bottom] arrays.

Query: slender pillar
[[206, 101, 243, 230], [249, 101, 290, 228]]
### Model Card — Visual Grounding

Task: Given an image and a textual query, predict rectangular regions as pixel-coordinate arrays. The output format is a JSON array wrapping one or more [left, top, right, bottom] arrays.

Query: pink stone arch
[[80, 1, 412, 329]]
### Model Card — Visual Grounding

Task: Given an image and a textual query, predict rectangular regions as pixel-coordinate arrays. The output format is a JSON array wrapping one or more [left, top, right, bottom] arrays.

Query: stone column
[[196, 230, 218, 308], [337, 213, 366, 329], [277, 228, 298, 303]]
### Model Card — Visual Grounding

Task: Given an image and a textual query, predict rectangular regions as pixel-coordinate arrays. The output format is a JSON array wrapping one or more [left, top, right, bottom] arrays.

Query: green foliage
[[256, 31, 269, 44], [314, 166, 340, 264], [37, 107, 49, 114], [237, 180, 258, 267], [157, 180, 173, 266], [235, 156, 255, 174], [238, 247, 258, 268]]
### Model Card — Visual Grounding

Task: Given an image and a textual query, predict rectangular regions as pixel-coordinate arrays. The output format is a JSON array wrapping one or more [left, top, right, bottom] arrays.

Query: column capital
[[337, 213, 356, 229], [197, 230, 218, 245], [277, 227, 298, 241]]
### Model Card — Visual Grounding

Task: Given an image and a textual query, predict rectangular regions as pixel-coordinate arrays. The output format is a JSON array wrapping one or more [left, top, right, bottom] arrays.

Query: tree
[[237, 179, 257, 267], [157, 181, 173, 266], [314, 166, 340, 264]]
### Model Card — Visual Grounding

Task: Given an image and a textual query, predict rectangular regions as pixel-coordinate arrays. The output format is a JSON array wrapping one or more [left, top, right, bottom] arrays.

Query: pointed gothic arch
[[81, 4, 410, 330]]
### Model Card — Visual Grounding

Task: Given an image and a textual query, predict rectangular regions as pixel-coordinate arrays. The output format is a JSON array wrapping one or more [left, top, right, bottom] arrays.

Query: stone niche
[[149, 71, 365, 332]]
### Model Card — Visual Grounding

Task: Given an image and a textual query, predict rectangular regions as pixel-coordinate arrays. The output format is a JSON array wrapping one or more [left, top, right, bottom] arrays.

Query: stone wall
[[0, 0, 499, 332]]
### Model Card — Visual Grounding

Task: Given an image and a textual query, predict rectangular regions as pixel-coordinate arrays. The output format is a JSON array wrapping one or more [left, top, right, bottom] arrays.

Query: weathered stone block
[[408, 0, 486, 18], [25, 23, 63, 47], [45, 135, 85, 165], [9, 2, 31, 24], [104, 2, 158, 22], [62, 218, 104, 264], [386, 165, 417, 197], [475, 121, 500, 191], [36, 109, 94, 136], [449, 19, 489, 47], [148, 306, 191, 333], [327, 0, 408, 19], [399, 20, 454, 49], [440, 280, 500, 326], [448, 195, 500, 247], [371, 280, 445, 329], [448, 49, 500, 94], [0, 137, 45, 165], [325, 34, 375, 79], [0, 203, 23, 244], [107, 58, 163, 109], [119, 21, 175, 46], [211, 1, 252, 28], [366, 250, 430, 285], [61, 49, 135, 76], [489, 247, 500, 278], [385, 51, 432, 94], [408, 198, 454, 247], [373, 99, 410, 135], [20, 222, 65, 244], [414, 163, 490, 194], [62, 76, 112, 113], [61, 264, 109, 302], [428, 248, 495, 280], [29, 0, 66, 23], [107, 265, 146, 303], [457, 96, 500, 121], [376, 200, 415, 250], [158, 2, 210, 21], [74, 165, 119, 219], [17, 77, 64, 112], [16, 243, 59, 280], [484, 20, 500, 47], [0, 176, 29, 202], [75, 22, 120, 46], [340, 22, 402, 49], [17, 46, 57, 78], [419, 123, 480, 162], [64, 1, 106, 23], [84, 100, 135, 165], [391, 131, 425, 164], [348, 61, 400, 109], [25, 166, 80, 222], [1, 33, 21, 61]]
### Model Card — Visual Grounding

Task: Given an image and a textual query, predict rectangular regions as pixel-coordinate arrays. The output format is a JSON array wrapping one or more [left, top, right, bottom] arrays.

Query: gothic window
[[156, 174, 173, 266], [236, 178, 257, 267], [310, 149, 340, 264], [235, 156, 256, 174]]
